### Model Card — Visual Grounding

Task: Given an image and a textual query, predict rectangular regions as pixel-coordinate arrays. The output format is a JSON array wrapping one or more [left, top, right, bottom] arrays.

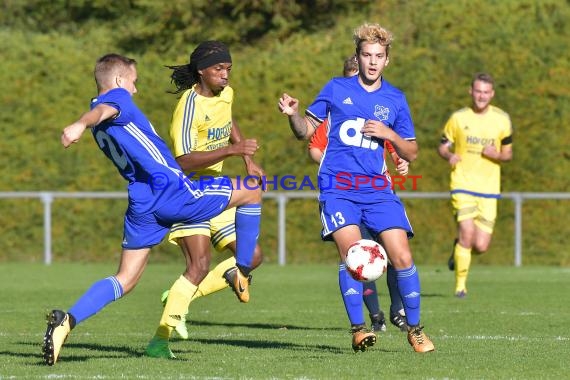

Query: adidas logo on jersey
[[344, 287, 360, 296], [205, 115, 211, 121], [343, 97, 353, 105]]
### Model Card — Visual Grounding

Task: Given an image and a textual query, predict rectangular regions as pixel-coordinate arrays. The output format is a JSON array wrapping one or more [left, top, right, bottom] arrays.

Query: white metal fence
[[1, 191, 569, 266]]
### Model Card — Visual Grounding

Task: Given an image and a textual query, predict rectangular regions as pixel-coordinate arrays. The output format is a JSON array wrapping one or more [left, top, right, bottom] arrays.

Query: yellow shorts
[[451, 192, 497, 234], [168, 207, 236, 252]]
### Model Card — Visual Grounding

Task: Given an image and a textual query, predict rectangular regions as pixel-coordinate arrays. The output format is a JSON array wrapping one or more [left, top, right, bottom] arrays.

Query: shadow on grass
[[421, 293, 447, 297], [177, 337, 345, 354], [184, 319, 344, 331], [11, 342, 192, 366], [10, 337, 348, 365]]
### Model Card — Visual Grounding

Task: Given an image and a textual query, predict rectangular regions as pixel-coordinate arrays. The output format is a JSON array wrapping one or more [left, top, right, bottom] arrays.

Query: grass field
[[0, 262, 568, 379]]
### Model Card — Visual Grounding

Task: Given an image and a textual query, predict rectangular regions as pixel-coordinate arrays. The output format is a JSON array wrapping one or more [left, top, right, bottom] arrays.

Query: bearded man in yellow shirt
[[438, 72, 513, 298]]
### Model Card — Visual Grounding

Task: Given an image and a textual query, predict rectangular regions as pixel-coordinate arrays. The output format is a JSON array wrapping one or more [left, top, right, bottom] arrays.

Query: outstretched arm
[[61, 104, 118, 148], [278, 93, 319, 140]]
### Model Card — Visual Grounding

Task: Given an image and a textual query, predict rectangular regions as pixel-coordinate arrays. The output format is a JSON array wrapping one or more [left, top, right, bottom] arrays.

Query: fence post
[[513, 193, 523, 267], [40, 192, 53, 265]]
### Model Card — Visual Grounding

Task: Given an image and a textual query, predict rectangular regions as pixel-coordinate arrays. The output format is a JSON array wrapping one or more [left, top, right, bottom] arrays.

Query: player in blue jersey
[[278, 23, 434, 353], [309, 55, 408, 333], [42, 53, 262, 365]]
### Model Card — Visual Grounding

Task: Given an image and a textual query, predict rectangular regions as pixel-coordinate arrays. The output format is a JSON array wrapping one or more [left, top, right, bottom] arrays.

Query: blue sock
[[68, 276, 123, 325], [395, 264, 421, 326], [387, 264, 404, 315], [235, 204, 261, 275], [339, 263, 365, 326], [362, 281, 381, 316]]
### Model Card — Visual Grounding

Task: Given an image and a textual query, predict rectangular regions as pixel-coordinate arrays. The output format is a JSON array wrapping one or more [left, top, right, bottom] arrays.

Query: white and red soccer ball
[[345, 239, 388, 282]]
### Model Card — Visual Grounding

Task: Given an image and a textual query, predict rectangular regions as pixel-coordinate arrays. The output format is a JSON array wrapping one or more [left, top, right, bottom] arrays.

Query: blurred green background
[[1, 0, 568, 265]]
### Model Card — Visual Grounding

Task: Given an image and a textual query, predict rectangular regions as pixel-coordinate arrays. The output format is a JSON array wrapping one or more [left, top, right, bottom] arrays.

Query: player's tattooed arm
[[278, 93, 318, 140]]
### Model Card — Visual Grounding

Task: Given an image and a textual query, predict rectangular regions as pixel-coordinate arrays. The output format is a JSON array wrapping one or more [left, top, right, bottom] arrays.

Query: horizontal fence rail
[[1, 191, 569, 266]]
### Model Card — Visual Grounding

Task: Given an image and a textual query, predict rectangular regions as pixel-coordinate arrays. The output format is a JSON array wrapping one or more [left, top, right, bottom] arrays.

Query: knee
[[245, 178, 262, 202], [473, 243, 490, 254], [184, 259, 210, 283], [387, 251, 413, 270], [251, 186, 262, 203], [473, 234, 492, 253]]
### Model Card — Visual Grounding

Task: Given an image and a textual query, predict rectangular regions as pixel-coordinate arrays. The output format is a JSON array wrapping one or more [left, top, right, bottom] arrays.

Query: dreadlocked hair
[[167, 40, 231, 94], [166, 63, 196, 94]]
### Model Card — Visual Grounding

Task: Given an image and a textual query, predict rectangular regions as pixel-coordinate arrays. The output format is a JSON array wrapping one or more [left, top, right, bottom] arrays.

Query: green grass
[[0, 262, 568, 379]]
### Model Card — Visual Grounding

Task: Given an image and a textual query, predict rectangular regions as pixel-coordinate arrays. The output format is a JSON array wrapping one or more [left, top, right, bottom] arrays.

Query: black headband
[[196, 51, 232, 70]]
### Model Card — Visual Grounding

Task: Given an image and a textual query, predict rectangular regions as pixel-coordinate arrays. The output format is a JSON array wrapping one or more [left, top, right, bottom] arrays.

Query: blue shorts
[[122, 177, 232, 249], [319, 193, 413, 240]]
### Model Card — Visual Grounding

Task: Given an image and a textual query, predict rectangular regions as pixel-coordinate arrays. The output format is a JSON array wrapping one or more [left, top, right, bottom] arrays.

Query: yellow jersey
[[442, 105, 512, 197], [170, 85, 233, 176]]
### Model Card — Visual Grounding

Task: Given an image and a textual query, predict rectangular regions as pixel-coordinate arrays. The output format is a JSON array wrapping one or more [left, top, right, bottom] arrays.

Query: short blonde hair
[[94, 53, 137, 92], [353, 23, 393, 56]]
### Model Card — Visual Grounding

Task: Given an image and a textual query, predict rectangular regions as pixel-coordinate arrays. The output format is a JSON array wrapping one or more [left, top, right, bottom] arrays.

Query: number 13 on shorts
[[330, 212, 346, 228], [320, 197, 360, 237]]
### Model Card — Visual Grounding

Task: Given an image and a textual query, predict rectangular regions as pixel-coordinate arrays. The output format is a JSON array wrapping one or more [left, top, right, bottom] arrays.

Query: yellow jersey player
[[146, 41, 264, 357], [437, 72, 513, 298]]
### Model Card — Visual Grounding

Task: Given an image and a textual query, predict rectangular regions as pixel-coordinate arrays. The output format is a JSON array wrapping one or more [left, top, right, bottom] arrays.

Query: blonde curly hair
[[353, 23, 393, 56]]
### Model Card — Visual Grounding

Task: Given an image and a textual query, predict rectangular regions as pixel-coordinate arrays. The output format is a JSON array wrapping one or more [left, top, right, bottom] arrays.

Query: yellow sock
[[454, 244, 472, 293], [192, 257, 236, 301], [155, 275, 197, 339]]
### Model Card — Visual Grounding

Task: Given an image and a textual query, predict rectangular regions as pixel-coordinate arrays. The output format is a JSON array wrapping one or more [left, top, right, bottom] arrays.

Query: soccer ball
[[345, 239, 388, 282]]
